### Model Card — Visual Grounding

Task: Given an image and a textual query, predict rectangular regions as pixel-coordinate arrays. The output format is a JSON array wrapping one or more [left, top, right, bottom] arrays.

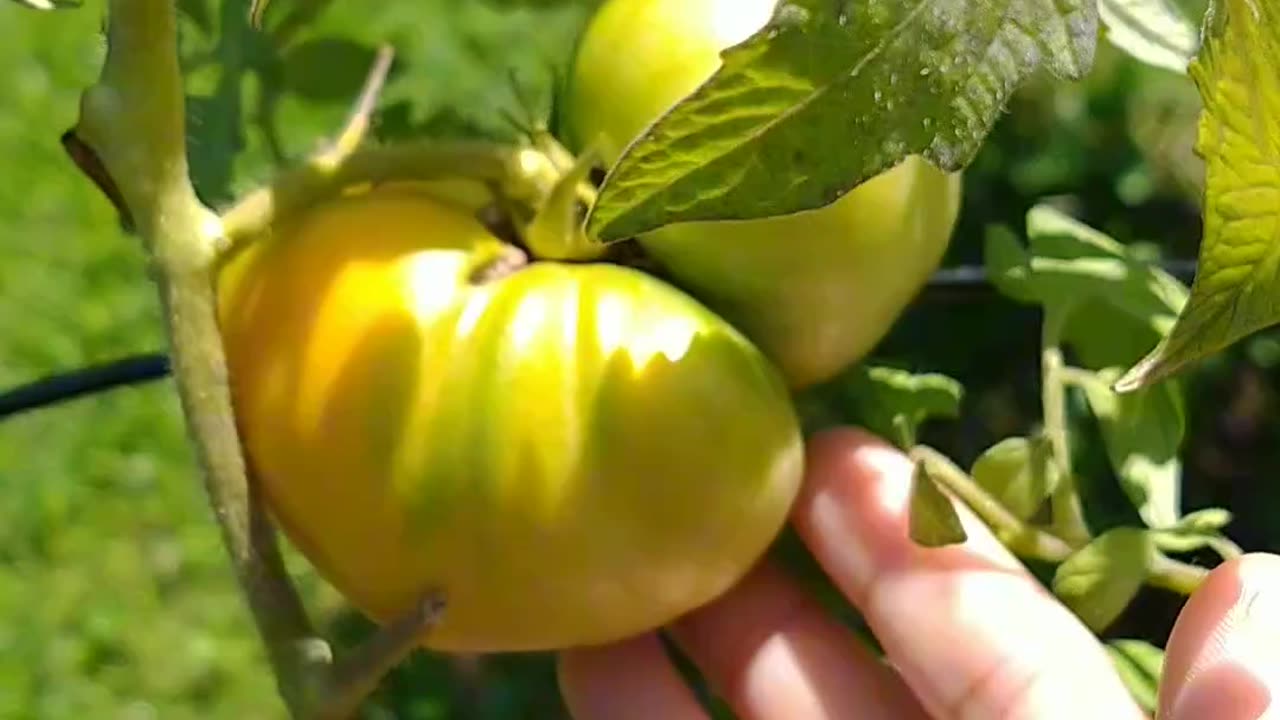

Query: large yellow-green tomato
[[566, 0, 964, 389], [215, 185, 804, 653]]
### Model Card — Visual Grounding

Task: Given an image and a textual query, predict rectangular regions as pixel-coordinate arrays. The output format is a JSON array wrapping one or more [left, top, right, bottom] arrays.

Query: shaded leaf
[[839, 366, 963, 447], [1077, 367, 1185, 528], [1052, 528, 1153, 632], [177, 0, 213, 34], [1107, 639, 1165, 713], [587, 0, 1099, 240], [280, 37, 382, 103], [1099, 0, 1199, 74], [1120, 0, 1280, 390], [909, 461, 967, 548], [970, 436, 1059, 521]]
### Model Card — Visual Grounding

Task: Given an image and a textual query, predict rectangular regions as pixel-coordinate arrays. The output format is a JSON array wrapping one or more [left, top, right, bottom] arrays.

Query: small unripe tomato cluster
[[215, 0, 961, 654]]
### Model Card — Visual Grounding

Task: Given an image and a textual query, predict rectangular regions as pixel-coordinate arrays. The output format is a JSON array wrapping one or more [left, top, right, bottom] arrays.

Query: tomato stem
[[65, 3, 454, 717], [68, 1, 322, 714], [913, 445, 1211, 597], [1041, 306, 1094, 547]]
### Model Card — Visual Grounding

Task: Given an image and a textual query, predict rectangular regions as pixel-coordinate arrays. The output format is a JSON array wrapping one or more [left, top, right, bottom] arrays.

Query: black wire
[[0, 353, 170, 420], [0, 258, 1202, 421]]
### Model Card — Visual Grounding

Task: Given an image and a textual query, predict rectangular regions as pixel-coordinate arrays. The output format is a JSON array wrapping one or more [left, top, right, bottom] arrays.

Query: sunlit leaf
[[987, 205, 1188, 335], [1077, 367, 1185, 528], [587, 0, 1099, 240], [1120, 0, 1280, 391], [970, 436, 1059, 521], [1151, 507, 1241, 560], [1053, 528, 1153, 632], [839, 366, 963, 447], [1099, 0, 1199, 74]]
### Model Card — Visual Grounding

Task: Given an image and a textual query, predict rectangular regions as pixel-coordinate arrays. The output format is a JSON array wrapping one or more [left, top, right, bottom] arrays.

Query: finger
[[670, 561, 930, 720], [558, 633, 710, 720], [1160, 553, 1280, 720], [794, 428, 1145, 720]]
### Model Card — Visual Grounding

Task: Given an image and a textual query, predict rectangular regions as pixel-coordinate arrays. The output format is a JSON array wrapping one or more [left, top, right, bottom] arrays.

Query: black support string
[[0, 259, 1201, 421]]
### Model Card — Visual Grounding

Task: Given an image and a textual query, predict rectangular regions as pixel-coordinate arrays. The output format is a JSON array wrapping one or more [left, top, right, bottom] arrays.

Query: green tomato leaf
[[1099, 0, 1200, 74], [988, 206, 1193, 372], [1172, 507, 1233, 533], [1150, 507, 1240, 560], [1106, 639, 1165, 713], [586, 0, 1099, 241], [280, 37, 382, 103], [995, 205, 1189, 333], [1076, 367, 1186, 529], [1052, 528, 1154, 632], [909, 461, 967, 548], [983, 225, 1037, 303], [970, 436, 1059, 521], [1119, 0, 1280, 391], [839, 366, 963, 447], [1150, 529, 1242, 560]]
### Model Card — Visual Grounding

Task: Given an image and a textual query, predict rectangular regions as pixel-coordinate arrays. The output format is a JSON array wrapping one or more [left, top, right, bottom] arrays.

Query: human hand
[[558, 428, 1280, 719]]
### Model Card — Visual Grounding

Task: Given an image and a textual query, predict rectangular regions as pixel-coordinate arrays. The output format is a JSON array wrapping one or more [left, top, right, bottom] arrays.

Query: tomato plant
[[565, 0, 964, 389], [215, 183, 805, 652], [5, 0, 1272, 717]]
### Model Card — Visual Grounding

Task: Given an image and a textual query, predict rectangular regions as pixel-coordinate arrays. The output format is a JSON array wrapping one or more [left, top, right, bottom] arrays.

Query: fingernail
[[1170, 663, 1272, 720], [1171, 573, 1280, 720]]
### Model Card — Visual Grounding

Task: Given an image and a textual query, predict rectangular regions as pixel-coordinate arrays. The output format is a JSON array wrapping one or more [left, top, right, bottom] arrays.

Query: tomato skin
[[216, 186, 804, 652], [566, 0, 964, 389]]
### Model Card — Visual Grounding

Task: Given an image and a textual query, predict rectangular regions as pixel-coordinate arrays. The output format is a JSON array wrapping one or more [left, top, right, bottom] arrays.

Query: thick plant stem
[[67, 2, 450, 716], [71, 1, 321, 713]]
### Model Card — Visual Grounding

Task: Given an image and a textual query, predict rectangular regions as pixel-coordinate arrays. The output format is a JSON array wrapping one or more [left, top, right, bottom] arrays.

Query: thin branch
[[1041, 308, 1093, 546], [911, 445, 1074, 562], [313, 592, 448, 720], [913, 444, 1212, 597], [311, 45, 395, 171]]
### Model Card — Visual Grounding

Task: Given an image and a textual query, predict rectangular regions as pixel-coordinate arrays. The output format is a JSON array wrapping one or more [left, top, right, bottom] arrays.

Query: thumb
[[1160, 553, 1280, 720]]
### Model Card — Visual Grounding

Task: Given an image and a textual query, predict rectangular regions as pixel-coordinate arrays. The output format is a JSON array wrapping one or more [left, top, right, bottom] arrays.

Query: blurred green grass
[[0, 4, 289, 718], [6, 0, 1279, 718]]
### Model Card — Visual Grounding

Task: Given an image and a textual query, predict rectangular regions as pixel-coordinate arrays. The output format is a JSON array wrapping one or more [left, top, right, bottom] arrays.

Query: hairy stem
[[71, 1, 321, 713]]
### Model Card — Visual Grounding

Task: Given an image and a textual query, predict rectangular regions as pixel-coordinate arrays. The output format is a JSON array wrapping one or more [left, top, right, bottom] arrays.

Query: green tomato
[[566, 0, 964, 389], [215, 184, 804, 653]]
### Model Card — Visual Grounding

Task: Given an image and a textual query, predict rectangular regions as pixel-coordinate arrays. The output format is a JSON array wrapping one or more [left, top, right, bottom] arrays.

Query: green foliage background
[[3, 0, 1278, 718]]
